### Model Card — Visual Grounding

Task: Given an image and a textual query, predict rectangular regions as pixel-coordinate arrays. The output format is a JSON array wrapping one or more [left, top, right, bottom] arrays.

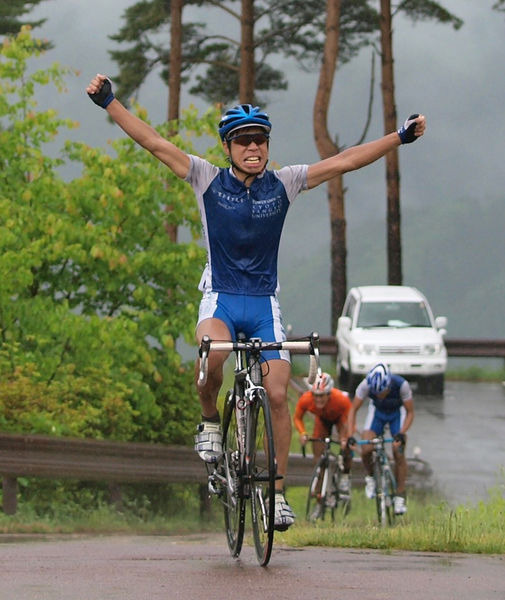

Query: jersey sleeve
[[400, 380, 413, 402], [185, 154, 219, 196], [293, 392, 311, 433], [274, 164, 308, 204], [354, 379, 369, 400]]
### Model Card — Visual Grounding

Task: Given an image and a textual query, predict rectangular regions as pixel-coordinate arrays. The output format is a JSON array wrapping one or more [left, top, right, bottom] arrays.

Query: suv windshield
[[356, 301, 432, 328]]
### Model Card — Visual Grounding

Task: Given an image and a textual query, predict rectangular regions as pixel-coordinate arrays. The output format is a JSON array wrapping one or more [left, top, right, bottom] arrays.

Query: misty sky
[[25, 0, 505, 340]]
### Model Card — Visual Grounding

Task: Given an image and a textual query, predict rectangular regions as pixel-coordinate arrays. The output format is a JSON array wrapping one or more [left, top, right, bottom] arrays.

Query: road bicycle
[[198, 332, 321, 566], [355, 436, 397, 527], [304, 437, 351, 522]]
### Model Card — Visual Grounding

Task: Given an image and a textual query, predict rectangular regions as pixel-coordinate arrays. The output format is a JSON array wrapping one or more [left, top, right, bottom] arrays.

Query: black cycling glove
[[347, 436, 357, 448], [88, 78, 115, 109], [397, 114, 419, 144], [394, 432, 406, 445]]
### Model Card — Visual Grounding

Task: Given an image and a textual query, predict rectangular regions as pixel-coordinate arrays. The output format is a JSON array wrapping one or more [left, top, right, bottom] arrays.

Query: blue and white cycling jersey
[[356, 375, 412, 436], [355, 375, 412, 413], [185, 155, 308, 295]]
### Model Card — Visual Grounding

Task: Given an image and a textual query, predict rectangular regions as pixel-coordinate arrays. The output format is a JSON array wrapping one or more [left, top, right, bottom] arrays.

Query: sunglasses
[[227, 132, 270, 146]]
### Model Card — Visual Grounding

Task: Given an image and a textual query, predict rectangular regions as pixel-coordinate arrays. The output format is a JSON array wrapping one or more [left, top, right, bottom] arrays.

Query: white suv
[[336, 286, 447, 395]]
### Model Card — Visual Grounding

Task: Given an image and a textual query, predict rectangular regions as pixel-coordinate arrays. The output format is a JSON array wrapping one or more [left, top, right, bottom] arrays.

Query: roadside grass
[[276, 485, 505, 554], [0, 499, 222, 537], [2, 484, 505, 556], [445, 366, 505, 383]]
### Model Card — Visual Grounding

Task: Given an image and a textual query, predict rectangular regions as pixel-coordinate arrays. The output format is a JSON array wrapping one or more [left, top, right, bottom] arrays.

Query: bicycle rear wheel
[[249, 389, 276, 566], [305, 460, 327, 522], [222, 391, 246, 557]]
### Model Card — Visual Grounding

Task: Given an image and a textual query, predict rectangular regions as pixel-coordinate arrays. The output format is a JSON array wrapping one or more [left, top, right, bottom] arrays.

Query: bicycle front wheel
[[222, 391, 246, 557], [249, 389, 276, 566], [383, 467, 396, 526], [333, 469, 351, 518], [374, 462, 395, 527], [374, 462, 387, 527]]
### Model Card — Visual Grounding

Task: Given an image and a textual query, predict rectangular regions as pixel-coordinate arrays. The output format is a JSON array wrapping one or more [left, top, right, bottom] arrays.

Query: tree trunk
[[328, 176, 347, 333], [313, 0, 347, 331], [379, 0, 402, 284], [240, 0, 255, 102], [169, 0, 183, 124], [165, 0, 184, 244]]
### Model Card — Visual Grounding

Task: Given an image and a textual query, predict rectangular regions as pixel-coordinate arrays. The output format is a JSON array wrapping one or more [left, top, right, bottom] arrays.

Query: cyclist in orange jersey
[[294, 372, 353, 493]]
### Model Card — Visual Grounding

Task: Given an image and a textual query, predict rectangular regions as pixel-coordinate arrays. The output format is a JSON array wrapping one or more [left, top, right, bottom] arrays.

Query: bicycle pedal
[[207, 477, 220, 496]]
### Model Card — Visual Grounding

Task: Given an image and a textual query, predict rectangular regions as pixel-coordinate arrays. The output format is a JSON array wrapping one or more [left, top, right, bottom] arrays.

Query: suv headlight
[[423, 343, 441, 355], [357, 343, 376, 355]]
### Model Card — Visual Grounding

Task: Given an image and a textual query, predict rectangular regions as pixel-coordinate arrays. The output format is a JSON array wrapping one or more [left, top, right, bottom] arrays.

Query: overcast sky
[[26, 0, 505, 339]]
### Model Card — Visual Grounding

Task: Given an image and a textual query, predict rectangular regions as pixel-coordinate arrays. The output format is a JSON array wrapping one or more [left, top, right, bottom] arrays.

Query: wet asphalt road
[[0, 533, 504, 600], [403, 380, 505, 504]]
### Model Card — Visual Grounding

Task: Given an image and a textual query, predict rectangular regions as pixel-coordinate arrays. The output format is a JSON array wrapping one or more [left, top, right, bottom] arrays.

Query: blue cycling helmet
[[366, 363, 392, 394], [218, 104, 272, 140]]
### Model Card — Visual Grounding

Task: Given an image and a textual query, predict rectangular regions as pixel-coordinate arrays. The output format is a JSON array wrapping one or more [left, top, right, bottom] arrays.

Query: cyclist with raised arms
[[294, 372, 353, 493], [87, 73, 425, 530], [347, 363, 414, 515]]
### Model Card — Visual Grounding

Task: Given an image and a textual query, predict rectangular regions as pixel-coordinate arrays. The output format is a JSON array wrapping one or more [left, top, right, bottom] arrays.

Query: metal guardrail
[[444, 338, 505, 358], [290, 335, 505, 358], [0, 432, 433, 515]]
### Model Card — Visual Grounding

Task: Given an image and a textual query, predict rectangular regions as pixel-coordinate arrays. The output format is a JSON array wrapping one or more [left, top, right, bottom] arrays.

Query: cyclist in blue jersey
[[87, 74, 425, 529], [347, 363, 415, 515]]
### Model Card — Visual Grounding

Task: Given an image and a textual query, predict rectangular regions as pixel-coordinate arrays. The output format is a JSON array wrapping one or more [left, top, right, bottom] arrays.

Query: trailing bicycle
[[303, 436, 351, 522], [354, 436, 397, 527], [198, 332, 321, 566]]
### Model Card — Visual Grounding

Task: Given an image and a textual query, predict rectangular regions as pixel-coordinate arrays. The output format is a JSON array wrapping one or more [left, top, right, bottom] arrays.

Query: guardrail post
[[108, 482, 123, 511], [199, 483, 211, 518], [2, 476, 18, 515]]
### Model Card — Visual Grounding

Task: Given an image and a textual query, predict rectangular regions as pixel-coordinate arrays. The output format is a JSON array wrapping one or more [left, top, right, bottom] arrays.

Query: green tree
[[0, 0, 52, 49], [493, 1, 505, 14], [108, 0, 287, 107], [0, 28, 220, 444], [108, 0, 376, 108]]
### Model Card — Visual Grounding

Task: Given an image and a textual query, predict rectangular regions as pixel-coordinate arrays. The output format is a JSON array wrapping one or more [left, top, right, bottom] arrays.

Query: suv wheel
[[348, 372, 361, 396], [337, 362, 349, 388], [419, 374, 444, 396]]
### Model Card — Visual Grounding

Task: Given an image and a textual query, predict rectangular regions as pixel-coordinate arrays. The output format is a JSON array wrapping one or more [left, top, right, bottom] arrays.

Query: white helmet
[[311, 372, 334, 395]]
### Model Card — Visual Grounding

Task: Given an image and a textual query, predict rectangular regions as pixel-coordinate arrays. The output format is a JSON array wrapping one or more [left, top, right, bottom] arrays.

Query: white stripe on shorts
[[269, 296, 290, 362]]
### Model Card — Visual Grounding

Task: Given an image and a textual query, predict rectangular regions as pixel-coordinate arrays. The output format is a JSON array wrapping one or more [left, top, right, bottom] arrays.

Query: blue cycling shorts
[[363, 403, 406, 436], [197, 291, 289, 363]]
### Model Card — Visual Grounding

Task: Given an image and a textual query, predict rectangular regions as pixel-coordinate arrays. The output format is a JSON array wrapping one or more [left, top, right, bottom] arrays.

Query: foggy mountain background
[[27, 1, 505, 352]]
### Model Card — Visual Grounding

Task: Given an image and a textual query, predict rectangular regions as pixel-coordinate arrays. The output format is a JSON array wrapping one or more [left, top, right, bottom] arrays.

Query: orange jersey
[[294, 388, 351, 435]]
